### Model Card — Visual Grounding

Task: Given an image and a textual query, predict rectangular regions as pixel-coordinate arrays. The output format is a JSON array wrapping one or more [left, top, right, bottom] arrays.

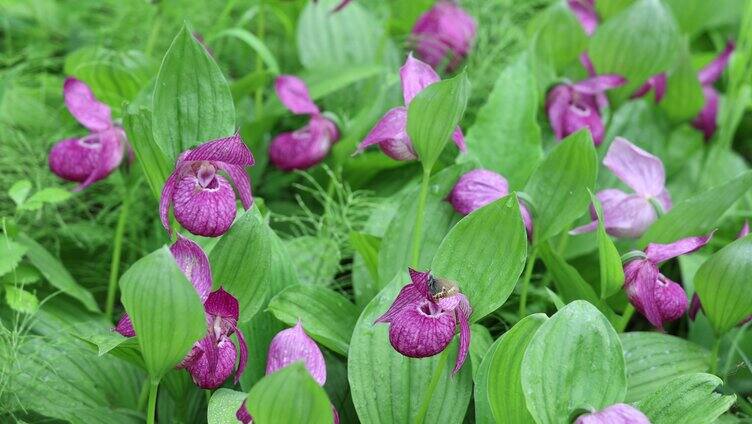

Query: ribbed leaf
[[487, 314, 547, 424], [525, 130, 598, 244], [637, 373, 735, 424], [208, 388, 247, 424], [659, 41, 704, 121], [268, 284, 359, 356], [522, 301, 626, 424], [119, 246, 206, 379], [592, 193, 624, 298], [469, 324, 493, 378], [621, 332, 709, 402], [348, 275, 473, 424], [152, 25, 235, 161], [431, 194, 528, 320], [694, 235, 752, 334], [246, 363, 333, 424], [529, 2, 588, 71], [212, 28, 280, 75], [407, 71, 470, 171], [123, 106, 171, 199]]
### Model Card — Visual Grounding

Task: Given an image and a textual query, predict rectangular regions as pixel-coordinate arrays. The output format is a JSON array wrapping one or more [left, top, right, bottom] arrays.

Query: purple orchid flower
[[115, 237, 247, 389], [447, 169, 533, 237], [48, 78, 128, 191], [374, 268, 471, 374], [571, 137, 671, 238], [545, 61, 626, 145], [268, 75, 340, 171], [235, 320, 339, 424], [159, 134, 254, 237], [568, 0, 598, 36], [693, 42, 735, 140], [410, 1, 477, 71], [623, 233, 713, 330], [356, 54, 466, 161], [574, 404, 651, 424], [689, 221, 748, 321]]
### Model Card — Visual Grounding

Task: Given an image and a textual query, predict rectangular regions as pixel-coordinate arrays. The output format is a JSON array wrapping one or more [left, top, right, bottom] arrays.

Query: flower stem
[[410, 170, 432, 268], [414, 349, 449, 424], [105, 182, 131, 321], [710, 337, 722, 375], [146, 379, 160, 424], [617, 304, 635, 333], [518, 249, 537, 318], [254, 0, 266, 120]]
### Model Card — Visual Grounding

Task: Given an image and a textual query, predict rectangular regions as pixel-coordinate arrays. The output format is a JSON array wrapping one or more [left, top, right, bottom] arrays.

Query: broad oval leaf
[[123, 106, 171, 199], [152, 25, 235, 161], [522, 300, 626, 424], [348, 275, 473, 424], [431, 194, 528, 321], [525, 130, 598, 244], [208, 388, 247, 424], [592, 193, 624, 299], [639, 171, 752, 245], [589, 0, 681, 97], [694, 234, 752, 335], [407, 71, 470, 171], [119, 246, 206, 379], [636, 373, 735, 424], [210, 209, 273, 322], [246, 362, 333, 424], [659, 42, 704, 122], [529, 2, 588, 72], [621, 332, 709, 402], [268, 284, 359, 356], [487, 313, 548, 424]]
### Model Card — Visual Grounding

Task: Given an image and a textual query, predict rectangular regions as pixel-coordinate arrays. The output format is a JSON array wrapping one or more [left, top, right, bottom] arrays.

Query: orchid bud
[[575, 403, 650, 424], [411, 1, 477, 70], [266, 320, 327, 386], [568, 0, 598, 36]]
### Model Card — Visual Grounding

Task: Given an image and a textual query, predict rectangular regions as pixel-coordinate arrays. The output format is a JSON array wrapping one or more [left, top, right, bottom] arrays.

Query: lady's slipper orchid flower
[[160, 134, 254, 237], [571, 137, 671, 238], [269, 75, 340, 171], [623, 233, 712, 329], [49, 78, 127, 191], [356, 54, 466, 161], [410, 1, 477, 71], [575, 404, 651, 424], [375, 268, 471, 374], [448, 169, 533, 237], [235, 320, 339, 424], [693, 42, 735, 140], [568, 0, 598, 36], [114, 237, 247, 389], [545, 69, 626, 145]]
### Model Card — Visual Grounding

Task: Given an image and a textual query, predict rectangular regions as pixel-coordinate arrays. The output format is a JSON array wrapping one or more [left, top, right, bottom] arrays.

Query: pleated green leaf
[[152, 25, 235, 162], [208, 388, 247, 424], [529, 2, 588, 71], [639, 170, 752, 246], [659, 41, 705, 122], [591, 193, 624, 299], [268, 284, 359, 356], [210, 209, 273, 322], [694, 234, 752, 335], [637, 373, 735, 424], [123, 106, 171, 199], [431, 194, 528, 321], [525, 130, 598, 244], [621, 332, 709, 402], [348, 275, 473, 424], [522, 301, 626, 424], [246, 363, 333, 424], [407, 71, 470, 171], [119, 246, 206, 379], [488, 313, 547, 424]]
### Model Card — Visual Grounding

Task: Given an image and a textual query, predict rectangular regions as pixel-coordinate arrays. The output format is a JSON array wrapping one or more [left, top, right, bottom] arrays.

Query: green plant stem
[[414, 349, 449, 424], [518, 249, 537, 317], [710, 337, 722, 376], [105, 184, 131, 321], [254, 0, 266, 119], [146, 379, 160, 424], [617, 304, 635, 333], [410, 170, 432, 267], [137, 379, 150, 412]]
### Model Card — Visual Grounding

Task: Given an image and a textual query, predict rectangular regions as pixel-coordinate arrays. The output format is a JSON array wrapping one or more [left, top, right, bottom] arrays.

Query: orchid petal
[[173, 173, 238, 237], [409, 268, 432, 300], [74, 129, 125, 192], [580, 53, 596, 76], [204, 287, 240, 321], [411, 1, 476, 70], [624, 259, 663, 329], [600, 193, 657, 239], [655, 274, 688, 323], [452, 126, 467, 152], [266, 321, 327, 386], [739, 221, 750, 238], [688, 293, 702, 321], [448, 169, 509, 215], [572, 75, 626, 95], [187, 336, 237, 389], [562, 101, 605, 145], [568, 0, 598, 36], [275, 75, 320, 115], [452, 294, 472, 374], [49, 137, 102, 183], [387, 300, 456, 358], [645, 233, 713, 264], [603, 137, 665, 197], [698, 42, 735, 86], [218, 163, 253, 210], [63, 77, 112, 132], [356, 107, 417, 161], [575, 403, 650, 424], [375, 284, 424, 324], [652, 73, 667, 102], [692, 86, 719, 140], [114, 314, 135, 337], [545, 85, 572, 140], [400, 53, 440, 105], [170, 236, 213, 301], [236, 401, 253, 424], [234, 325, 248, 384], [183, 134, 255, 166], [159, 171, 180, 234], [269, 116, 337, 171]]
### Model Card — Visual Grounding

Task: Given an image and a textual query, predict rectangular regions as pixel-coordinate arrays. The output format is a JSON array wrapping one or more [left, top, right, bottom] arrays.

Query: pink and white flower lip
[[623, 233, 713, 330], [160, 134, 254, 237], [49, 78, 128, 191], [375, 268, 472, 374], [574, 403, 651, 424], [269, 75, 340, 171], [448, 169, 533, 237], [356, 54, 466, 161], [571, 137, 671, 239], [410, 1, 477, 71]]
